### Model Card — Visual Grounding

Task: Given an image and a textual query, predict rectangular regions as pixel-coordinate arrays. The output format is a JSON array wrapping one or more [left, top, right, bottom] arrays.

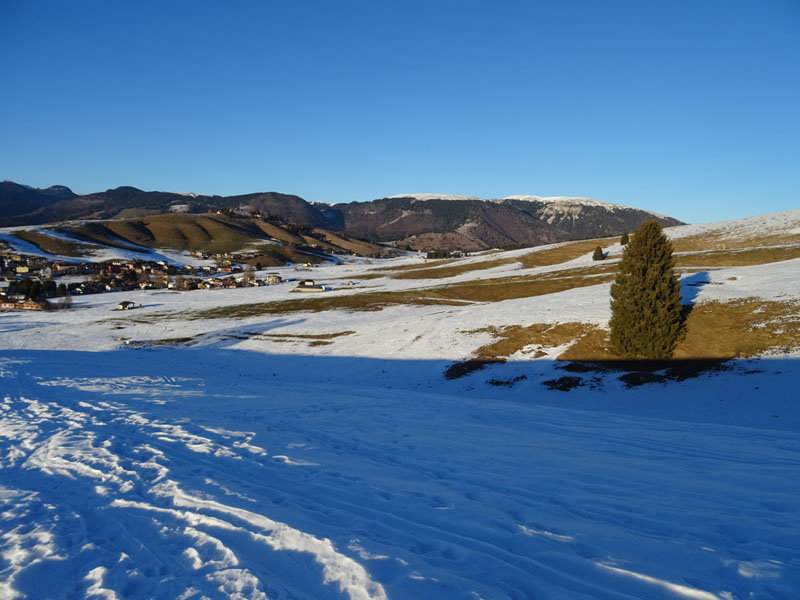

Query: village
[[0, 249, 344, 311]]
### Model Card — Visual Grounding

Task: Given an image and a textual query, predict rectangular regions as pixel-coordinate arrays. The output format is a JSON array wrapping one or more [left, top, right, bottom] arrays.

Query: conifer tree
[[609, 220, 683, 359], [620, 231, 629, 245], [592, 246, 604, 261]]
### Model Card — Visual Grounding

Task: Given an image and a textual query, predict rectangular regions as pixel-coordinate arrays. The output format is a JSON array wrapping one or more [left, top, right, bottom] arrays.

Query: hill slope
[[0, 181, 76, 218], [331, 194, 682, 251], [0, 182, 684, 251]]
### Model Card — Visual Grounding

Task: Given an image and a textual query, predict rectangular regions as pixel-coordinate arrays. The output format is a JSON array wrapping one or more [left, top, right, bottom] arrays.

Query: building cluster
[[0, 252, 285, 311]]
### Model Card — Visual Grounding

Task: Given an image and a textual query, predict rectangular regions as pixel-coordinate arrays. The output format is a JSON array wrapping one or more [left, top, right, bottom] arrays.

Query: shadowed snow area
[[0, 350, 798, 599]]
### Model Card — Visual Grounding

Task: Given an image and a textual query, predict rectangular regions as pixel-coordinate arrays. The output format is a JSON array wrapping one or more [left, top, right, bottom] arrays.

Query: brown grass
[[557, 328, 617, 360], [388, 258, 508, 280], [675, 245, 800, 267], [469, 322, 602, 361], [312, 229, 384, 256], [452, 298, 800, 368], [674, 298, 800, 359], [425, 270, 615, 304], [445, 322, 605, 379], [253, 221, 304, 244], [187, 267, 614, 320], [377, 259, 452, 272], [260, 331, 355, 340], [188, 292, 468, 319], [517, 239, 614, 269], [69, 223, 152, 251], [10, 230, 95, 257]]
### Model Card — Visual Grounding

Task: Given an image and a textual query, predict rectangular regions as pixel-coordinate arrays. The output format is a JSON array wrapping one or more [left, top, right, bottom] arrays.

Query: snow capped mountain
[[387, 193, 482, 201], [502, 194, 626, 209], [387, 193, 666, 218]]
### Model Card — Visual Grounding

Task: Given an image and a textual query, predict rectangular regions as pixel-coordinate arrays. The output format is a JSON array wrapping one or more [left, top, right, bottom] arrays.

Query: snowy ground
[[1, 210, 799, 599]]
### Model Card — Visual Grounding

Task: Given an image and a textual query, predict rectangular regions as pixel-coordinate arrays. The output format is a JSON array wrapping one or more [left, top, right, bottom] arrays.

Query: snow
[[666, 208, 800, 240], [502, 194, 626, 209], [1, 209, 799, 599], [0, 226, 217, 267], [383, 194, 673, 220], [387, 193, 482, 201]]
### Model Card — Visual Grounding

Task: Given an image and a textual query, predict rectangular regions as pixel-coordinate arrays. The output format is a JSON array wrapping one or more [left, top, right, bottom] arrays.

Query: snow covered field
[[1, 210, 799, 599]]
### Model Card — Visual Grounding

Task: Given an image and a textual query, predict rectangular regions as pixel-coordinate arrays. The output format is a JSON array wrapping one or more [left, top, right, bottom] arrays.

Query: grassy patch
[[187, 293, 467, 319], [675, 245, 800, 267], [127, 336, 196, 347], [67, 223, 151, 252], [467, 322, 601, 361], [557, 328, 616, 360], [10, 230, 95, 257], [187, 268, 615, 320], [312, 229, 384, 257], [551, 299, 800, 364], [388, 258, 508, 280], [260, 331, 355, 340], [253, 221, 304, 244], [425, 270, 615, 304], [376, 259, 452, 272], [674, 298, 800, 358], [445, 322, 604, 380], [517, 239, 614, 269]]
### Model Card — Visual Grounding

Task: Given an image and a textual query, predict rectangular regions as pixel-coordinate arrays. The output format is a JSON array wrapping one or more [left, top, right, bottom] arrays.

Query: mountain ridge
[[0, 181, 684, 251]]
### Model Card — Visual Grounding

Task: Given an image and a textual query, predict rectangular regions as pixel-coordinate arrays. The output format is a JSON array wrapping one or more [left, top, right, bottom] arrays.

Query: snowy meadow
[[1, 211, 799, 599]]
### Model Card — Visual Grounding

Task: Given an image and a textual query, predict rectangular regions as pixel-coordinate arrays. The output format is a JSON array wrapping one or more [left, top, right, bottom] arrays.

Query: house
[[1, 298, 48, 311], [293, 279, 326, 293], [264, 274, 282, 285], [26, 256, 47, 268]]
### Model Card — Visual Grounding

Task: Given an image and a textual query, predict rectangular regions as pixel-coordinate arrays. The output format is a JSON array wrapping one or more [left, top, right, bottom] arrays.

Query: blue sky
[[1, 0, 798, 223]]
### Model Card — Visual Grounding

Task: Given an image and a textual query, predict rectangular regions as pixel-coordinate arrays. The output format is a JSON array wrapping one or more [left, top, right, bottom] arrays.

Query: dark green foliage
[[592, 246, 604, 261], [620, 232, 629, 245], [609, 220, 683, 359]]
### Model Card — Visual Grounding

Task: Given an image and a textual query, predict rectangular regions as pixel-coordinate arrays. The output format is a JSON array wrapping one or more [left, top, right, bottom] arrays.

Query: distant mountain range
[[0, 181, 684, 251]]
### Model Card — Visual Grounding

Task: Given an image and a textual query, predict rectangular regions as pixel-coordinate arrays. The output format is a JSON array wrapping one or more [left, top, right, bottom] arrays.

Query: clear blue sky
[[1, 0, 798, 223]]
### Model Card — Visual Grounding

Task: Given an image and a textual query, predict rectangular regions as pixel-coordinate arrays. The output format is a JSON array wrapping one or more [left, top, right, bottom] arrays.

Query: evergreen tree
[[620, 231, 629, 245], [609, 220, 683, 359], [592, 246, 604, 261]]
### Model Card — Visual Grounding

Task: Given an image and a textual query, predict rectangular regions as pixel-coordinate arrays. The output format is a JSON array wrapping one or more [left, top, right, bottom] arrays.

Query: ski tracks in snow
[[1, 353, 799, 599], [0, 360, 386, 600]]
